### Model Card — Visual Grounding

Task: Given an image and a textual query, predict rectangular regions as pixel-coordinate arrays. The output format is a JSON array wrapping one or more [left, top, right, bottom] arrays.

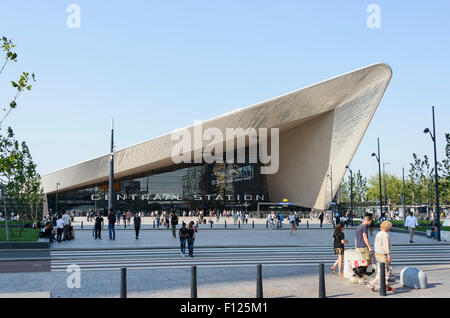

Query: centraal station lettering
[[91, 194, 265, 201]]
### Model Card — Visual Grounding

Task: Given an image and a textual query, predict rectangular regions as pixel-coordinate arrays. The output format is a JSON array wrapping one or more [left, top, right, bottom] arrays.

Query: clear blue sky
[[1, 0, 449, 180]]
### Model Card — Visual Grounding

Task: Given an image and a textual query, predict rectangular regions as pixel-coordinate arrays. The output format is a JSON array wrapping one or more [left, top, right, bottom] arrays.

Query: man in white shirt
[[56, 215, 64, 243], [62, 209, 71, 241], [405, 211, 419, 243]]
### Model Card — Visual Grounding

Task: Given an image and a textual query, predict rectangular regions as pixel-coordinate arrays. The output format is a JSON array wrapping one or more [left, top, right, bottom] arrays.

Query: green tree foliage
[[1, 36, 41, 237]]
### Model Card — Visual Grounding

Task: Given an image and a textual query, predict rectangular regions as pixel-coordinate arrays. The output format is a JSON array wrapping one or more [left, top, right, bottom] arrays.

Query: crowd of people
[[38, 209, 74, 243]]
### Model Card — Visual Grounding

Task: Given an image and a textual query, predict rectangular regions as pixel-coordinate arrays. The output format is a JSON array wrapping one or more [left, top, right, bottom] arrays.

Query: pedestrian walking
[[94, 212, 103, 239], [126, 210, 132, 225], [355, 214, 373, 271], [318, 211, 324, 228], [289, 212, 296, 234], [134, 212, 141, 239], [62, 209, 71, 241], [116, 210, 121, 225], [108, 209, 116, 240], [404, 211, 419, 243], [370, 221, 395, 292], [122, 213, 127, 226], [171, 212, 178, 238], [56, 214, 64, 243], [330, 222, 349, 276], [187, 221, 198, 257], [179, 222, 188, 257]]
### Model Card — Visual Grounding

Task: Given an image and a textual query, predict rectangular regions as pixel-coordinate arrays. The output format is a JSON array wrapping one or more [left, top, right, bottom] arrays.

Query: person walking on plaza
[[122, 213, 127, 227], [370, 220, 395, 292], [187, 221, 198, 257], [62, 209, 71, 241], [318, 211, 324, 228], [405, 211, 419, 243], [330, 222, 349, 276], [116, 210, 121, 225], [94, 212, 103, 240], [134, 212, 141, 239], [171, 212, 178, 238], [294, 211, 300, 228], [126, 210, 132, 225], [156, 211, 160, 228], [179, 222, 188, 257], [108, 209, 116, 240], [355, 215, 373, 270], [289, 212, 296, 234], [56, 214, 64, 243]]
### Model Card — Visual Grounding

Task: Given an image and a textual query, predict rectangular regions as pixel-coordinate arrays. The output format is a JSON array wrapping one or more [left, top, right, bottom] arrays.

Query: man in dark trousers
[[107, 209, 116, 240], [134, 212, 142, 239], [171, 212, 178, 238], [94, 212, 104, 240], [318, 211, 324, 228]]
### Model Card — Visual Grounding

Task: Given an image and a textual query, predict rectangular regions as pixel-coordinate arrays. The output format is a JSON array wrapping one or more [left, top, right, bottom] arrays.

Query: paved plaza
[[45, 224, 447, 250], [0, 226, 449, 298], [1, 262, 449, 298]]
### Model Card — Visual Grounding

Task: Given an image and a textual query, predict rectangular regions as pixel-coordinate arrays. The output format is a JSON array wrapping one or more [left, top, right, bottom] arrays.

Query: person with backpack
[[171, 212, 178, 238], [179, 222, 188, 257], [134, 212, 141, 239], [107, 209, 116, 240]]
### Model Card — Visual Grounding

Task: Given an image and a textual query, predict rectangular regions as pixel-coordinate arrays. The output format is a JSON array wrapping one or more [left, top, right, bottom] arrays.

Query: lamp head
[[423, 128, 430, 134], [371, 153, 376, 157]]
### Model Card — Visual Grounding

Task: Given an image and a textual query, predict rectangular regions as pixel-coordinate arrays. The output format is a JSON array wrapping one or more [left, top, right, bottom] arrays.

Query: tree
[[1, 36, 41, 238], [367, 173, 403, 206]]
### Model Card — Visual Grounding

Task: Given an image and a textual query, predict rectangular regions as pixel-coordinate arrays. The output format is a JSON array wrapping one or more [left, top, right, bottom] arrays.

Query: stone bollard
[[400, 267, 428, 289]]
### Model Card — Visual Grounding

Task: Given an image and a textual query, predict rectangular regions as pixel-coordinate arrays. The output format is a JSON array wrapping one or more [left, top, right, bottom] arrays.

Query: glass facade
[[47, 162, 269, 214]]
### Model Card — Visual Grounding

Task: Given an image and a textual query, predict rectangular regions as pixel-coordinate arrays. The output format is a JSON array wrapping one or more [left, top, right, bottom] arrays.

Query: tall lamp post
[[371, 138, 383, 220], [383, 162, 390, 210], [55, 182, 60, 214], [345, 165, 353, 227], [327, 165, 334, 225], [402, 167, 406, 221], [108, 119, 115, 212], [423, 106, 441, 241]]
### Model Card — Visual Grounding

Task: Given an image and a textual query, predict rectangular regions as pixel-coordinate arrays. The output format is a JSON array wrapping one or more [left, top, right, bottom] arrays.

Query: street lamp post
[[371, 138, 383, 220], [402, 167, 406, 221], [423, 106, 441, 241], [55, 182, 60, 214], [108, 119, 115, 212], [327, 165, 333, 222], [383, 162, 390, 210], [345, 165, 353, 227]]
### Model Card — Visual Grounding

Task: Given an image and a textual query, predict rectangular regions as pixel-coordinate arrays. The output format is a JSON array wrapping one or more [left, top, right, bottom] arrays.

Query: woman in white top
[[370, 220, 395, 292]]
